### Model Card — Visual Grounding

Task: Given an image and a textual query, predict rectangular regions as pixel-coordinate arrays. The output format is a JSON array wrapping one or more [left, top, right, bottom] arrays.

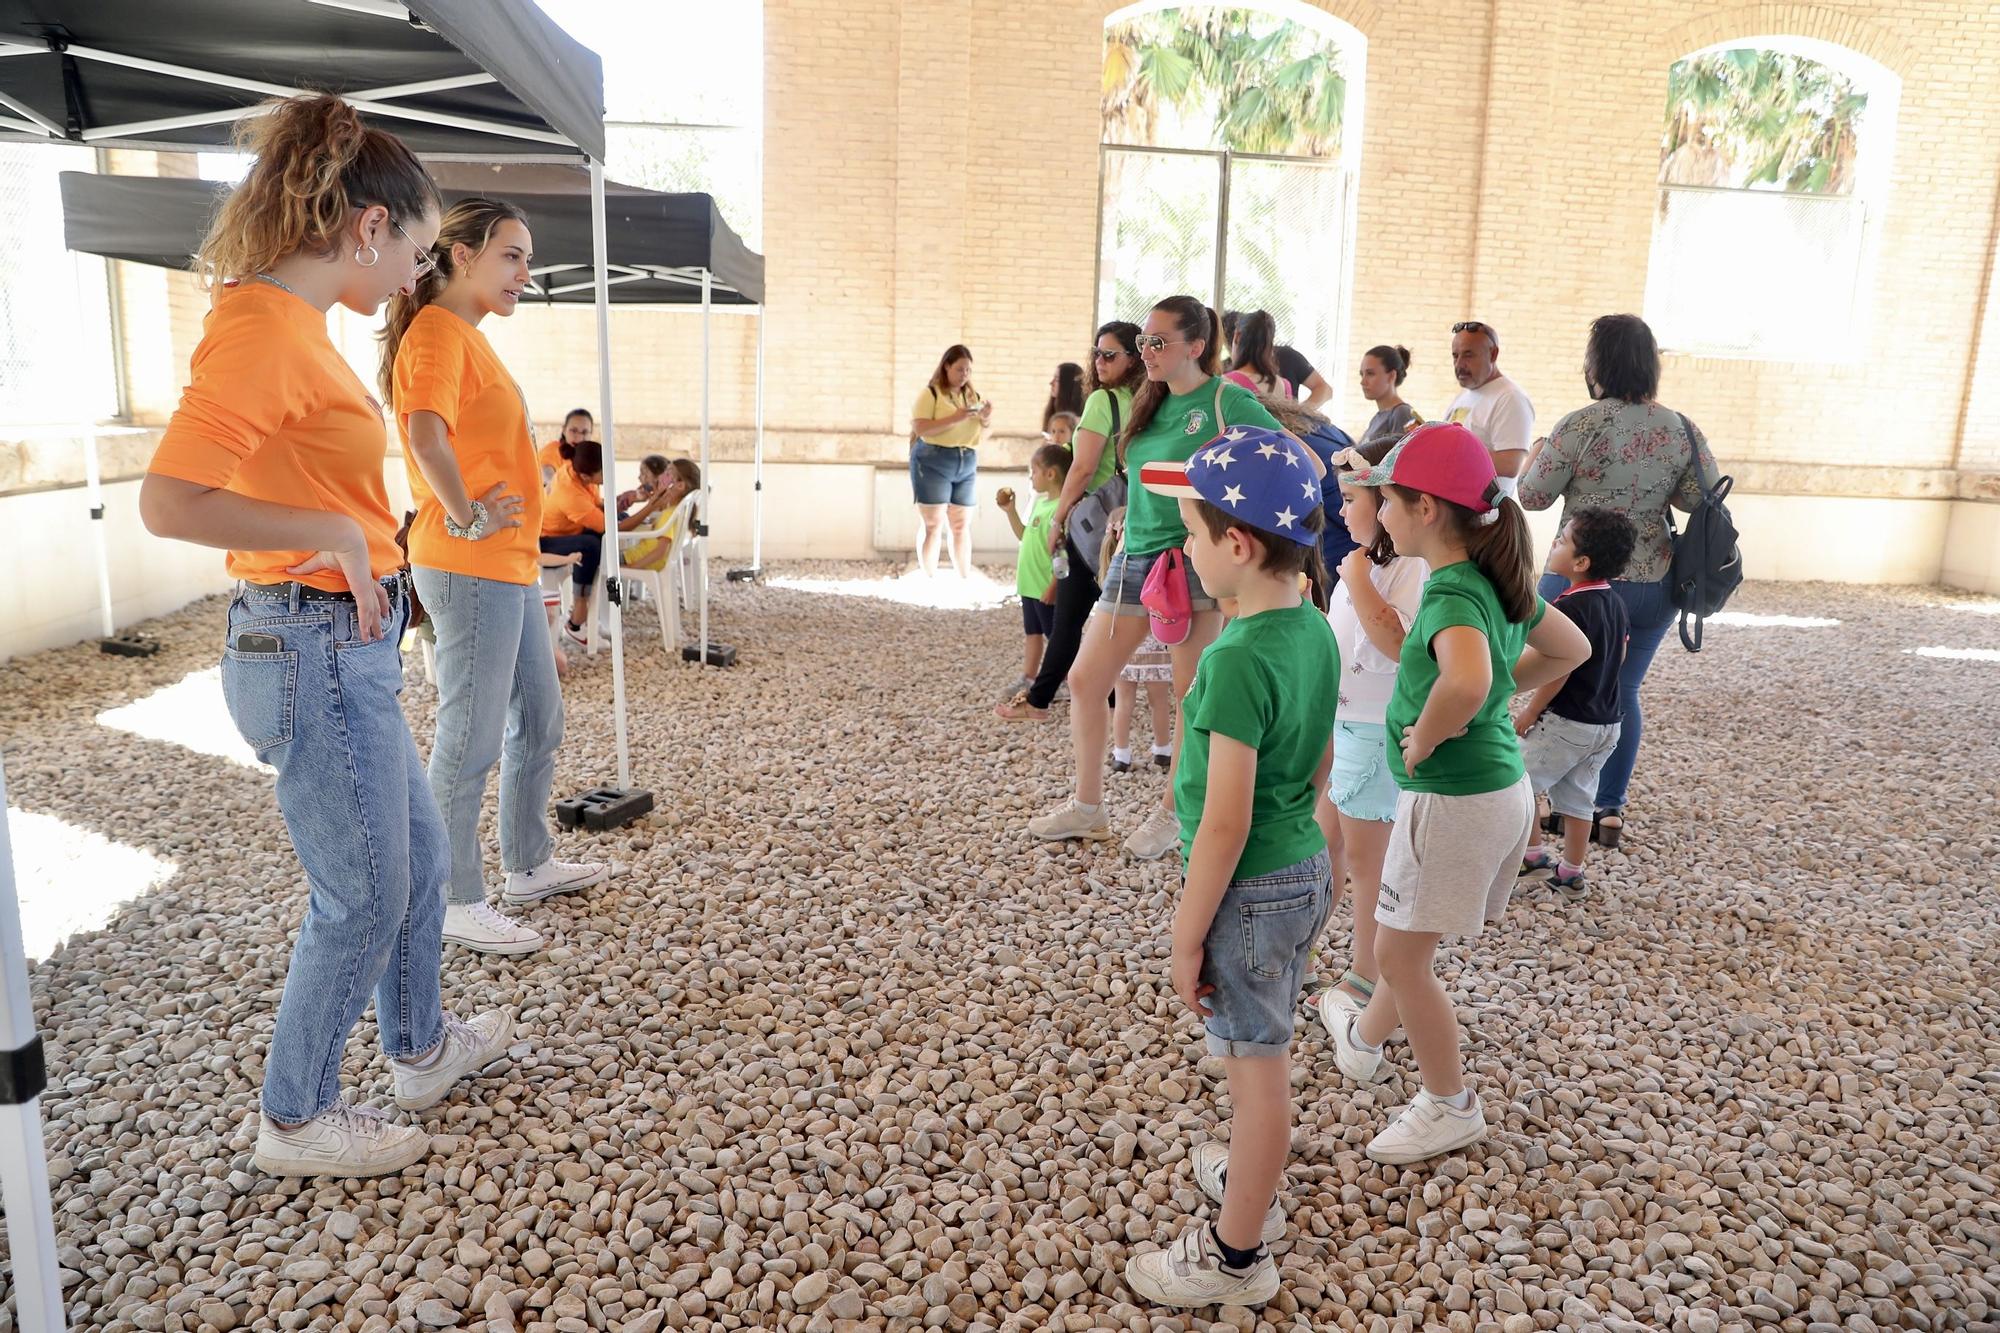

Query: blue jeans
[[1198, 849, 1336, 1058], [412, 569, 562, 907], [539, 533, 602, 590], [1538, 572, 1674, 810], [219, 580, 446, 1124]]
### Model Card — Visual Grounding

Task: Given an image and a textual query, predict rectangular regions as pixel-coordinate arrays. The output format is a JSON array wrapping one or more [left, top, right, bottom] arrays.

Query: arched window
[[1097, 2, 1363, 385], [1643, 38, 1899, 361]]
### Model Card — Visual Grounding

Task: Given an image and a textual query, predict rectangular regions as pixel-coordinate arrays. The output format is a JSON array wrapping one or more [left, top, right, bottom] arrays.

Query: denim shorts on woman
[[1328, 718, 1399, 823], [1096, 547, 1217, 617], [1198, 848, 1336, 1058], [909, 440, 978, 507]]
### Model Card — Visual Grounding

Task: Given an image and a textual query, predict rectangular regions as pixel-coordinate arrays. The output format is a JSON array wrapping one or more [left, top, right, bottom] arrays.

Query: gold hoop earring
[[354, 244, 380, 268]]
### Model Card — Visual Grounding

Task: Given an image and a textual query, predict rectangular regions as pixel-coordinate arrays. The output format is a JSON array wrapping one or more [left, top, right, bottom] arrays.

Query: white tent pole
[[698, 270, 712, 665], [590, 159, 632, 790], [80, 428, 114, 640], [0, 755, 70, 1333], [752, 305, 765, 575]]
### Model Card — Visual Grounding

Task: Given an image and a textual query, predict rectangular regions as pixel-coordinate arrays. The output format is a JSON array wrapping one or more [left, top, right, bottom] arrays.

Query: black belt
[[241, 572, 408, 604]]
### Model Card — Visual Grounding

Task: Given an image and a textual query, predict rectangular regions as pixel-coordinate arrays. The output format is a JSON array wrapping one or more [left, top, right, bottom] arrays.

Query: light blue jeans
[[411, 569, 562, 907], [219, 579, 446, 1124]]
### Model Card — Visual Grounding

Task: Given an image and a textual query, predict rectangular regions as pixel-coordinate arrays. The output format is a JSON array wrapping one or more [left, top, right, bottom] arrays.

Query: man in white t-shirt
[[1443, 320, 1534, 488]]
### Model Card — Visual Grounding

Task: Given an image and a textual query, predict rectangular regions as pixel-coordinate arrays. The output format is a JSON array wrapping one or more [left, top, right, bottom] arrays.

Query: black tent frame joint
[[0, 1035, 47, 1106]]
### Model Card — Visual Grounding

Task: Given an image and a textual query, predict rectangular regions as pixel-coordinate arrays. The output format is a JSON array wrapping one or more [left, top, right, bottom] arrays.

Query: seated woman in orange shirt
[[137, 93, 508, 1180], [537, 407, 592, 488], [540, 439, 673, 645]]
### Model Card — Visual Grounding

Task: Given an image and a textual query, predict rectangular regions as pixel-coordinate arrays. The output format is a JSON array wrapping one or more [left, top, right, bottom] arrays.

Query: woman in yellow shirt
[[383, 196, 611, 960], [138, 94, 508, 1179], [540, 440, 674, 644], [909, 344, 991, 577]]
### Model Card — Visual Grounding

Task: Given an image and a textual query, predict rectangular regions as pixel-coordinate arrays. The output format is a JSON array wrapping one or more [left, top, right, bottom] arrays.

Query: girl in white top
[[1312, 440, 1428, 1025]]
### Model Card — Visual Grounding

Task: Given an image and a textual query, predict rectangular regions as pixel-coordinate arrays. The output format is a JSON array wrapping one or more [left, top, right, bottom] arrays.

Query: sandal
[[1590, 807, 1624, 850], [994, 690, 1050, 722]]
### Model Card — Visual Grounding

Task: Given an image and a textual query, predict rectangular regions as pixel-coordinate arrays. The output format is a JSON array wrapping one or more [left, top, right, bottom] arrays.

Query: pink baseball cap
[[1345, 422, 1500, 513]]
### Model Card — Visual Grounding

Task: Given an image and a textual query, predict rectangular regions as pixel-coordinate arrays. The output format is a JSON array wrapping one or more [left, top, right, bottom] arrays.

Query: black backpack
[[1665, 413, 1742, 652]]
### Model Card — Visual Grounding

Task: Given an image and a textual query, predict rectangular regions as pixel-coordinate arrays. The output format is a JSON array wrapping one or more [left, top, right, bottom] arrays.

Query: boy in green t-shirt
[[996, 444, 1072, 696], [1121, 428, 1341, 1312]]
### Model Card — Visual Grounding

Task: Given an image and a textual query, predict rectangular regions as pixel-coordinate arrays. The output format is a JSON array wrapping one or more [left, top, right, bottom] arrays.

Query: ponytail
[[197, 93, 438, 289], [378, 195, 530, 400], [1390, 483, 1536, 622], [1120, 295, 1225, 465]]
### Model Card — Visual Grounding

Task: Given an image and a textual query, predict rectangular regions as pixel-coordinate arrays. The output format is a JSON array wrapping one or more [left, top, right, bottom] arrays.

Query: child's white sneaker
[[1365, 1087, 1487, 1164], [1124, 804, 1180, 860], [1124, 1221, 1279, 1309], [1027, 800, 1114, 842], [1318, 997, 1390, 1084], [1189, 1141, 1285, 1243], [390, 1010, 515, 1111], [251, 1101, 429, 1178], [502, 857, 608, 905]]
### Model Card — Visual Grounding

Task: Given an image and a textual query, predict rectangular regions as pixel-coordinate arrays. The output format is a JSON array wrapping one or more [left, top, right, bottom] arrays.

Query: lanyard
[[1557, 580, 1610, 600]]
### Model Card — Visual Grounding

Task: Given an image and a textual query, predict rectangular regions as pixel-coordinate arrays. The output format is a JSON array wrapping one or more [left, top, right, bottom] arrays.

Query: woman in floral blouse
[[1519, 314, 1716, 848]]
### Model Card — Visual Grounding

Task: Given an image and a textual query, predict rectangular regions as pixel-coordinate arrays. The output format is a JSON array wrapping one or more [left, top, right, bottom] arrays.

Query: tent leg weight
[[725, 568, 759, 583], [99, 634, 159, 658], [682, 643, 738, 667], [554, 787, 655, 831]]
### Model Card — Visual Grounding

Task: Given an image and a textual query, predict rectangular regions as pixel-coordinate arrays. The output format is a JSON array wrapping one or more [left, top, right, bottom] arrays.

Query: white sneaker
[[1365, 1088, 1488, 1164], [252, 1102, 429, 1178], [1189, 1141, 1285, 1244], [442, 901, 544, 955], [502, 857, 609, 906], [1027, 800, 1114, 843], [390, 1011, 515, 1112], [1318, 996, 1389, 1084], [561, 622, 588, 650], [1124, 1221, 1279, 1309], [1124, 804, 1181, 860]]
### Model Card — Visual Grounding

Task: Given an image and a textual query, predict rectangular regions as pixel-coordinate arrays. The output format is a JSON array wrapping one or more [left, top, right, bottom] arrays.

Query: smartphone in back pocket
[[234, 632, 283, 654]]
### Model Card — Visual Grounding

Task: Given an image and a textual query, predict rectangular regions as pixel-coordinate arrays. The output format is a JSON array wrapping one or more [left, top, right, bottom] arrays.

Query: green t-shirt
[[1385, 560, 1548, 795], [1123, 377, 1282, 556], [1073, 385, 1134, 492], [1017, 494, 1058, 597], [1174, 603, 1342, 877]]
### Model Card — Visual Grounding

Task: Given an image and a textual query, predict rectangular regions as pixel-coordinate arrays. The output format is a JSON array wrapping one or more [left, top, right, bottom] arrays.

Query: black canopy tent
[[0, 7, 615, 1331], [59, 165, 771, 661]]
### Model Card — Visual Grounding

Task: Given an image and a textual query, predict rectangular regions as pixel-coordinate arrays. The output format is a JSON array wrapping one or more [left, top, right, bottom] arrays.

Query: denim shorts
[[1199, 848, 1336, 1058], [909, 440, 978, 507], [1096, 548, 1217, 618], [1521, 713, 1622, 819], [1327, 718, 1398, 823]]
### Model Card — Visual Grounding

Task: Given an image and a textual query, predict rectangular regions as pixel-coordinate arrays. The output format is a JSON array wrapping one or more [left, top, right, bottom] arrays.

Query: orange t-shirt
[[542, 465, 605, 536], [394, 305, 543, 585], [538, 440, 566, 472], [149, 280, 398, 592]]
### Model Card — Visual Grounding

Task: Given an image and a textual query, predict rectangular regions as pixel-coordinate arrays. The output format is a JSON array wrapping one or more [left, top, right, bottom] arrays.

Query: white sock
[[1150, 744, 1173, 757], [1075, 801, 1100, 815], [1435, 1086, 1475, 1112], [404, 1041, 445, 1070], [1112, 746, 1133, 765]]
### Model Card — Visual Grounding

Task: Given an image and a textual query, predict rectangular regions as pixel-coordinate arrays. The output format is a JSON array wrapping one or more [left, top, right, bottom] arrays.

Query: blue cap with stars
[[1137, 426, 1323, 548]]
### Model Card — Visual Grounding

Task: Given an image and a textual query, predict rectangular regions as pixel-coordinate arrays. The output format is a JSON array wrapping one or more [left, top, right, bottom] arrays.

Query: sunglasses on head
[[1453, 321, 1495, 336]]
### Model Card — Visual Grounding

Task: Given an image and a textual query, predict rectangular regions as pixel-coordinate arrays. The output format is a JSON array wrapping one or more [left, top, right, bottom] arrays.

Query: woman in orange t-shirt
[[138, 95, 510, 1179], [383, 197, 608, 958], [538, 408, 593, 487], [539, 439, 674, 644]]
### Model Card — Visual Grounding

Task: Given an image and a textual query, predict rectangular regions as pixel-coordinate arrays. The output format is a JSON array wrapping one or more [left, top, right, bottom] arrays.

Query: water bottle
[[1052, 548, 1070, 581]]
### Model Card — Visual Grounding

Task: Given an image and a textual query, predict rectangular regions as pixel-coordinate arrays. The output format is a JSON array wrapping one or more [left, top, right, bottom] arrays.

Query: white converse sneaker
[[1365, 1088, 1488, 1164], [502, 857, 609, 906], [1124, 803, 1181, 860], [1124, 1220, 1279, 1309], [1027, 800, 1114, 842], [442, 901, 543, 955], [391, 1010, 515, 1112], [1318, 997, 1389, 1084], [252, 1101, 429, 1178], [1189, 1141, 1285, 1244]]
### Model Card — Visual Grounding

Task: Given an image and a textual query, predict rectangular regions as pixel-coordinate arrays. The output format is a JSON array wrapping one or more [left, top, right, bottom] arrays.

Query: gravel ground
[[0, 568, 1996, 1333]]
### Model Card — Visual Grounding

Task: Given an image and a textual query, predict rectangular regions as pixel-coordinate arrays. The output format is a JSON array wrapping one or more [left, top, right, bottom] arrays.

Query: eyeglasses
[[1135, 335, 1185, 354], [391, 217, 437, 281], [1091, 347, 1127, 361]]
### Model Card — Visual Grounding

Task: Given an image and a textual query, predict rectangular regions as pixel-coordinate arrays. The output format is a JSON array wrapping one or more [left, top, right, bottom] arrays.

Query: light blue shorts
[[1198, 849, 1336, 1058], [1327, 718, 1398, 823], [1521, 713, 1621, 820]]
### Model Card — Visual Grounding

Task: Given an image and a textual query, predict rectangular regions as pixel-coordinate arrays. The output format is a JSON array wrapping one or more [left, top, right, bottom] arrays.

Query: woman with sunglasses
[[1027, 296, 1286, 859], [999, 321, 1143, 721], [140, 94, 512, 1178]]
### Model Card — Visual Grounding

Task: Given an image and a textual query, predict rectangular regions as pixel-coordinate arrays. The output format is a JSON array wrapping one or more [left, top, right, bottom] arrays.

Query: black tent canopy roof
[[60, 165, 764, 305], [0, 0, 604, 160]]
